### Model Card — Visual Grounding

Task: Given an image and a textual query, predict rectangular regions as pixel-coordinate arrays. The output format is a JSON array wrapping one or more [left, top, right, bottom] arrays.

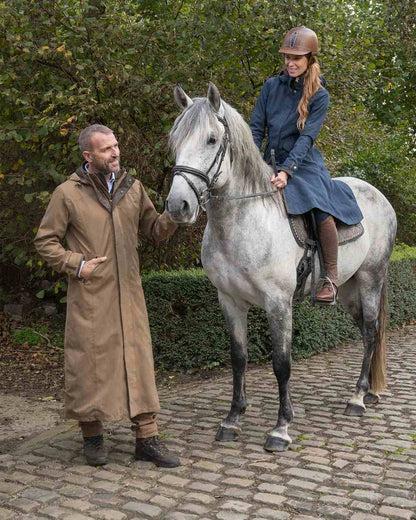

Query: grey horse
[[166, 82, 397, 452]]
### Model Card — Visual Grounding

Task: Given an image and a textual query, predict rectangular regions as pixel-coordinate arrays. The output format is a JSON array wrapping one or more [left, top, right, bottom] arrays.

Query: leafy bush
[[335, 125, 416, 244], [390, 243, 416, 262], [1, 0, 415, 292]]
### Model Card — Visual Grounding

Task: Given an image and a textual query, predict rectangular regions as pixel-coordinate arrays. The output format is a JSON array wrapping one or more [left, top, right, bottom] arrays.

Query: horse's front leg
[[264, 300, 294, 452], [215, 291, 249, 442]]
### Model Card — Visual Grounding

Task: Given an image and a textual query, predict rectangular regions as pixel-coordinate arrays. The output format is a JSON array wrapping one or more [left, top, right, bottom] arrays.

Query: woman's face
[[284, 54, 309, 78]]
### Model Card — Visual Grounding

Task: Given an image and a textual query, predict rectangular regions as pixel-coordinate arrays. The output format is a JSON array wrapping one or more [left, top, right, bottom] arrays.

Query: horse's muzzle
[[166, 196, 197, 224]]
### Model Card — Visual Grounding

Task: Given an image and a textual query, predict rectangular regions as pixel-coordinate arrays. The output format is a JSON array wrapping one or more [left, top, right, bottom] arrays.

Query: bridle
[[172, 111, 281, 209], [172, 114, 231, 209]]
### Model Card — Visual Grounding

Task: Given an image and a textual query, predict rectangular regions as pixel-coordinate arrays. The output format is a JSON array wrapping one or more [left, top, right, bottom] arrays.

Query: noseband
[[172, 114, 231, 208]]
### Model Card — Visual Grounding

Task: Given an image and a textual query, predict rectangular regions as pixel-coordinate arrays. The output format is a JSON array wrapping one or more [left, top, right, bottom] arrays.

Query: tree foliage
[[0, 0, 415, 292]]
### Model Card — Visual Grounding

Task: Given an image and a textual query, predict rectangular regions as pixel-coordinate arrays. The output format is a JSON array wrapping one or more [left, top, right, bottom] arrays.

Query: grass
[[12, 327, 44, 346]]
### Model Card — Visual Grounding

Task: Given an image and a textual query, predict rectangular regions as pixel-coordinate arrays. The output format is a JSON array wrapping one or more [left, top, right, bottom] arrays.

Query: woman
[[249, 26, 363, 305]]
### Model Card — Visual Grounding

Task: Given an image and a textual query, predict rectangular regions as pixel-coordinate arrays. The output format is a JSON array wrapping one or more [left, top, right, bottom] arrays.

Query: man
[[34, 124, 180, 467]]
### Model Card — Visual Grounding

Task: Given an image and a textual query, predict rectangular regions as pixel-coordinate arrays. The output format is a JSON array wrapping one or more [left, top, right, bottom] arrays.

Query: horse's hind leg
[[215, 292, 249, 442], [338, 275, 387, 416]]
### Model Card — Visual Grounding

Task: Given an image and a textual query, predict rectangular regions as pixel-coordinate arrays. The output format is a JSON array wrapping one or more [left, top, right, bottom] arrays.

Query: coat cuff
[[64, 252, 84, 277], [276, 163, 295, 178], [160, 211, 179, 232]]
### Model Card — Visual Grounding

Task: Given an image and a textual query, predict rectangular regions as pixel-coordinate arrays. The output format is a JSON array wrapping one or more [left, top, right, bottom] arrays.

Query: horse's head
[[166, 82, 232, 224]]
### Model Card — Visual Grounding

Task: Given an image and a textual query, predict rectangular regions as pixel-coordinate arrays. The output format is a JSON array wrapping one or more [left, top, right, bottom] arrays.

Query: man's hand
[[271, 170, 288, 189], [80, 256, 107, 279]]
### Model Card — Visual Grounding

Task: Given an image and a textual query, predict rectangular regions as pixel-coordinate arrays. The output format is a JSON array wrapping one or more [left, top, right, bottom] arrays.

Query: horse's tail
[[370, 282, 387, 393]]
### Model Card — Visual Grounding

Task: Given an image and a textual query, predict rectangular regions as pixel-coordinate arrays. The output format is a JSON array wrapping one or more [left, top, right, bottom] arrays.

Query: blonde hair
[[296, 55, 322, 130]]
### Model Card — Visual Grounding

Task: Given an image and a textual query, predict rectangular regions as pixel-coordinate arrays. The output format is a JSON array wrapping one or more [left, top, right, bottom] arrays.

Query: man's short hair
[[79, 124, 113, 152]]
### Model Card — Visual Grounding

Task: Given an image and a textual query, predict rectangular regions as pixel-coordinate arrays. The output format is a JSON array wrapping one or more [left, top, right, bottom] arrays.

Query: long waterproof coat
[[34, 166, 177, 422], [249, 74, 363, 225]]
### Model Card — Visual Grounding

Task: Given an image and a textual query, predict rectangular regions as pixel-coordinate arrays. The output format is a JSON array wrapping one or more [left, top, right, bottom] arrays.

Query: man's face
[[83, 132, 120, 176]]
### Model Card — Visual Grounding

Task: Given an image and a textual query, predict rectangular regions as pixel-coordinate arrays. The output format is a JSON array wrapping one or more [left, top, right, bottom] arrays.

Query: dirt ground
[[0, 312, 231, 453], [0, 312, 63, 452]]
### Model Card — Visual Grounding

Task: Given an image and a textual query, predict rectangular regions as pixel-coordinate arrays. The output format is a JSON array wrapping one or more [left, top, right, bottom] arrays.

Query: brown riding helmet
[[279, 26, 319, 56]]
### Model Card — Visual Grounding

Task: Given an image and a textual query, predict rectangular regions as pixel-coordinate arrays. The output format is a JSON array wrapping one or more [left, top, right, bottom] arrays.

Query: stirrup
[[315, 277, 338, 306]]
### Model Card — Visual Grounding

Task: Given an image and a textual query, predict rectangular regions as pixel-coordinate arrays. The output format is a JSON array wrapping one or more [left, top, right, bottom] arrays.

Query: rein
[[172, 113, 280, 209], [208, 189, 280, 203]]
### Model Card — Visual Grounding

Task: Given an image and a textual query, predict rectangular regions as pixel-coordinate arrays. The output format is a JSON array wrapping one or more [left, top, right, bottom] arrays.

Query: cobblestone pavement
[[1, 325, 416, 520]]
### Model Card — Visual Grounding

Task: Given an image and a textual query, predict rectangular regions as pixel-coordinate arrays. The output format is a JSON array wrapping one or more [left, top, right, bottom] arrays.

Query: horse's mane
[[169, 97, 282, 208]]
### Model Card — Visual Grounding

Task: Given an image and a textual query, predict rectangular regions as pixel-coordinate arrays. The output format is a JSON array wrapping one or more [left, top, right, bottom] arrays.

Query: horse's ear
[[174, 84, 193, 110], [207, 82, 221, 113]]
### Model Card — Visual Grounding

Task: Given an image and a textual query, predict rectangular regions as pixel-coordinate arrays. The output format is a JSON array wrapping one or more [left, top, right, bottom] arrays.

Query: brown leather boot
[[316, 216, 338, 305], [315, 278, 338, 305], [135, 436, 180, 468]]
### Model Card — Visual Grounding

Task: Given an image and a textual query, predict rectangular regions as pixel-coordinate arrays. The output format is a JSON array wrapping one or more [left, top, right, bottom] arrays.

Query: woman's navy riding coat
[[249, 74, 363, 225]]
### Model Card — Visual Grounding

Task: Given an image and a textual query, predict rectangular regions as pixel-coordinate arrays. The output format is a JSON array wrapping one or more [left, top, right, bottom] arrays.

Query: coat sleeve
[[34, 186, 84, 276], [249, 80, 272, 149], [280, 88, 330, 175], [138, 182, 178, 245]]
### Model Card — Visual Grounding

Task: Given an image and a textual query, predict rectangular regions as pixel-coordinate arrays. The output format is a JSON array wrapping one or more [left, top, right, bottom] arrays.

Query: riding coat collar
[[289, 76, 304, 92], [278, 70, 327, 91]]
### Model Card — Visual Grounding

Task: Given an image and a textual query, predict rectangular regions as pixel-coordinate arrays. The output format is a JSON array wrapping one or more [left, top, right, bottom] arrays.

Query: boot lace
[[143, 436, 169, 454]]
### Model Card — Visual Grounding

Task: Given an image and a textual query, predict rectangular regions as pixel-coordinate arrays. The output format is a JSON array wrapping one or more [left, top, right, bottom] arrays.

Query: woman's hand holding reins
[[271, 170, 288, 189]]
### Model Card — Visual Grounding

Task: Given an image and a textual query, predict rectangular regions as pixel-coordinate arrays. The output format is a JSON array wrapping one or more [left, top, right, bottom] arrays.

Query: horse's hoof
[[364, 392, 379, 405], [344, 403, 365, 416], [215, 426, 240, 442], [264, 435, 290, 452]]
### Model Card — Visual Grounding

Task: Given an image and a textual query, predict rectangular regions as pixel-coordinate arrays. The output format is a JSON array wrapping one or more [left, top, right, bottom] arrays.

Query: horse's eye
[[207, 135, 217, 145]]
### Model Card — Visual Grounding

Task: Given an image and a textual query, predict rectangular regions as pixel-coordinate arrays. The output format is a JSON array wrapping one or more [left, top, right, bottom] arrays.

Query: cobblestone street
[[1, 325, 415, 520]]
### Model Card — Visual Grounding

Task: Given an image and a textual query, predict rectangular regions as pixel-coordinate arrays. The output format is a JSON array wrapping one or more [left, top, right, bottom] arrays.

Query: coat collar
[[290, 75, 304, 92], [70, 163, 135, 213], [279, 71, 327, 90]]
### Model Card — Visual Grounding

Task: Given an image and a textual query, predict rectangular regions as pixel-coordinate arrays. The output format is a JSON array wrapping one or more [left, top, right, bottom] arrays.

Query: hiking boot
[[316, 279, 338, 306], [135, 436, 180, 468], [83, 435, 107, 466]]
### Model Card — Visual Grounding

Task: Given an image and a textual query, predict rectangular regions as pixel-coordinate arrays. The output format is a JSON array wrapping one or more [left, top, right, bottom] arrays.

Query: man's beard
[[95, 158, 120, 176]]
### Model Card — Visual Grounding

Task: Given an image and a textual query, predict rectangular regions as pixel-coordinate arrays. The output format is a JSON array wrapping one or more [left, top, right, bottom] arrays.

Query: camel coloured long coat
[[34, 166, 177, 422]]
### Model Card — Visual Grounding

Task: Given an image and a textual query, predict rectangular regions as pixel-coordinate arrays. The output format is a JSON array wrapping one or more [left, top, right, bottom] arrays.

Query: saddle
[[289, 213, 364, 305]]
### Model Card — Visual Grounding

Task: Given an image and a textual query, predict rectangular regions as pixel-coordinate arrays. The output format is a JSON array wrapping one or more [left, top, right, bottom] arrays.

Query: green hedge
[[143, 258, 416, 371]]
